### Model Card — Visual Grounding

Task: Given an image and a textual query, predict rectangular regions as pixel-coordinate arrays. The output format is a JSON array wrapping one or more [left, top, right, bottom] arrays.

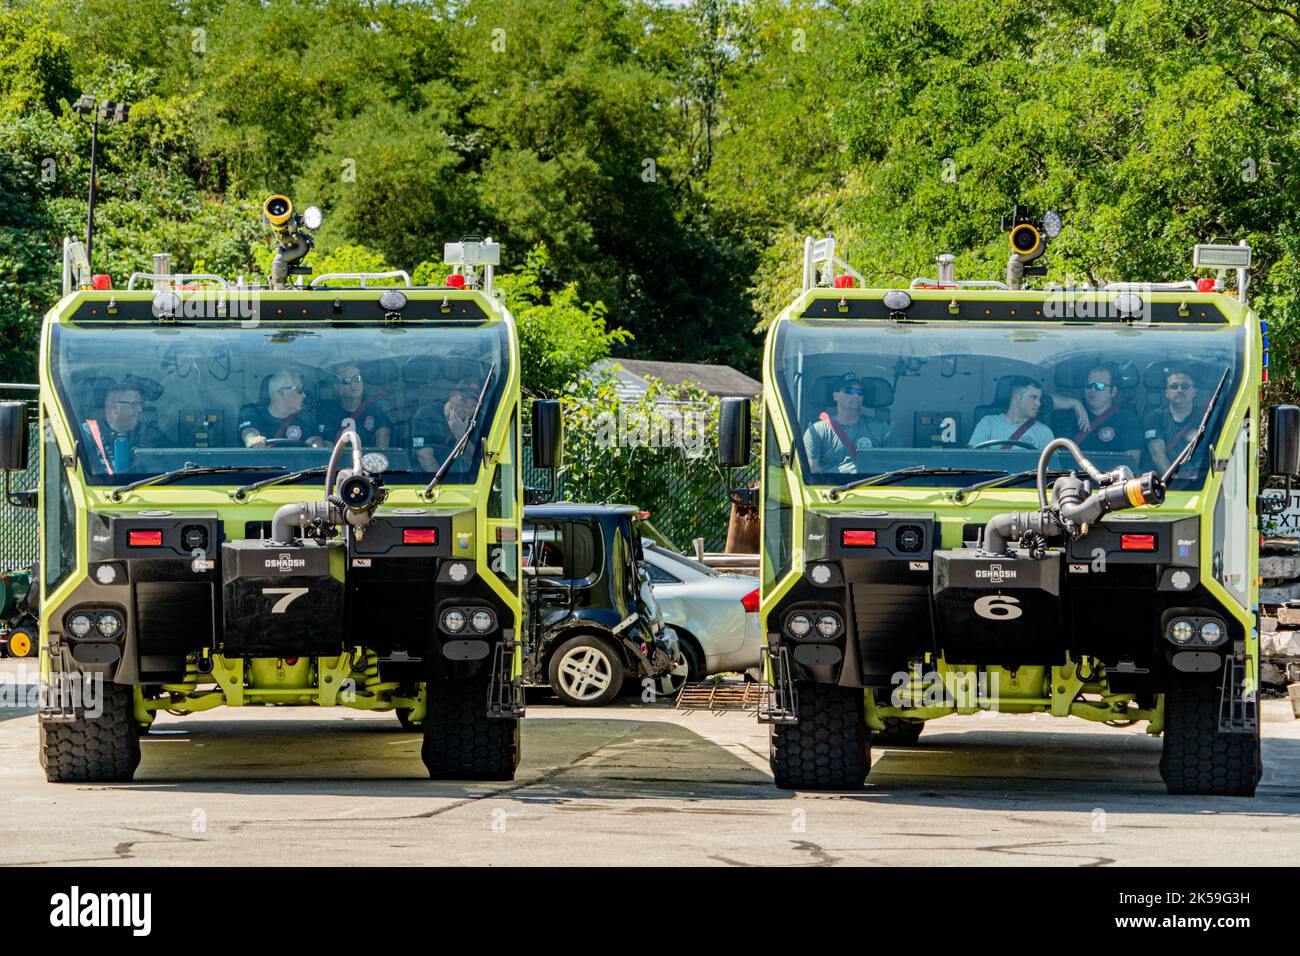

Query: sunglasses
[[1083, 380, 1112, 392], [279, 384, 305, 394], [1166, 382, 1194, 392], [337, 374, 363, 385], [842, 386, 865, 396]]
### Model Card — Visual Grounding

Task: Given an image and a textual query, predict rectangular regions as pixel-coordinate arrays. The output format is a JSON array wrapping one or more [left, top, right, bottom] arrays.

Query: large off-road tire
[[770, 681, 870, 790], [40, 682, 141, 783], [873, 715, 925, 746], [421, 674, 519, 781], [1159, 684, 1261, 797], [548, 634, 624, 707]]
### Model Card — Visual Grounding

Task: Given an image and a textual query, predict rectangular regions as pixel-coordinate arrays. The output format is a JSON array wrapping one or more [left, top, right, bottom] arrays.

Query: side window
[[488, 411, 519, 587], [524, 521, 565, 583], [1213, 417, 1251, 606], [645, 561, 680, 585], [42, 419, 76, 592], [762, 415, 793, 591]]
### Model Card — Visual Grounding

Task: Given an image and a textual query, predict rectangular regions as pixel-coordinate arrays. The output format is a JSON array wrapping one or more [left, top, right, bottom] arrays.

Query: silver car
[[640, 541, 761, 683]]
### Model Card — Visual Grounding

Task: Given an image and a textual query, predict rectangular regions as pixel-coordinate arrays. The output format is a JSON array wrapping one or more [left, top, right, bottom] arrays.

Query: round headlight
[[816, 613, 840, 637], [442, 609, 467, 633], [1199, 620, 1224, 645], [68, 613, 93, 638], [787, 613, 812, 638], [301, 205, 324, 230], [470, 609, 495, 633], [95, 612, 123, 639], [1170, 619, 1194, 644]]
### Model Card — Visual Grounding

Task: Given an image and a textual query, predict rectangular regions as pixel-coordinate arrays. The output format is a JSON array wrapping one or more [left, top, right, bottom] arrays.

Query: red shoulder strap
[[1003, 417, 1038, 448], [85, 420, 113, 475], [819, 412, 857, 453]]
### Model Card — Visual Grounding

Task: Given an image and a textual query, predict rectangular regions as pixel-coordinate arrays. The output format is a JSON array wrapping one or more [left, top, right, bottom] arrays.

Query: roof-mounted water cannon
[[1002, 205, 1061, 290], [444, 236, 500, 295], [1193, 240, 1251, 302], [262, 195, 324, 289]]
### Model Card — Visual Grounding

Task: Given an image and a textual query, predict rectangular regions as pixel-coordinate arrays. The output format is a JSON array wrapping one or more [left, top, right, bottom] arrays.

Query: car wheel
[[549, 635, 625, 706]]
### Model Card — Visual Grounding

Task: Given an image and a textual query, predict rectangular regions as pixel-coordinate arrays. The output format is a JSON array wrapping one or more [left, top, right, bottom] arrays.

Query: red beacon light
[[91, 274, 112, 290], [833, 275, 856, 289], [1195, 277, 1216, 293], [445, 274, 466, 289]]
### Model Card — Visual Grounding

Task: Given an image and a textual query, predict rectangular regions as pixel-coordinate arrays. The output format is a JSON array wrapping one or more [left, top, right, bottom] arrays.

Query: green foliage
[[498, 246, 632, 398]]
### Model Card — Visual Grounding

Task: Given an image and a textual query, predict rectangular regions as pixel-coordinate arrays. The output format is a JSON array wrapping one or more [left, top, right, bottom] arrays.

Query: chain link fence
[[0, 386, 39, 570], [522, 442, 758, 552]]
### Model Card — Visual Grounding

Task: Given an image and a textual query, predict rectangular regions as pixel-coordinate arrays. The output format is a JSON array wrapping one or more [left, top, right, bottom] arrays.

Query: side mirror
[[531, 399, 562, 471], [1268, 405, 1300, 477], [0, 402, 29, 472], [718, 397, 752, 468]]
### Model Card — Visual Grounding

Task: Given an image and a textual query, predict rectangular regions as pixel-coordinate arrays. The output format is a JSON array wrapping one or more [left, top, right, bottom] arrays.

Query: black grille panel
[[850, 581, 933, 684], [134, 582, 215, 654]]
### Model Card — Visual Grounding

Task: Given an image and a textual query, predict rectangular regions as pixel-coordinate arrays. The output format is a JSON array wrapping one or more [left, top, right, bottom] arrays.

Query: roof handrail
[[1102, 281, 1199, 291], [127, 272, 229, 291], [309, 271, 412, 289], [909, 278, 1009, 290], [802, 236, 865, 291]]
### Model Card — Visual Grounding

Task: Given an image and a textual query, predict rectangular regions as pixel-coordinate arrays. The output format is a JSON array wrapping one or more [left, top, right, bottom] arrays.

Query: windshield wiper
[[110, 463, 284, 501], [828, 465, 1003, 498], [950, 468, 1075, 502], [230, 465, 328, 500], [1162, 366, 1232, 486], [423, 363, 498, 497]]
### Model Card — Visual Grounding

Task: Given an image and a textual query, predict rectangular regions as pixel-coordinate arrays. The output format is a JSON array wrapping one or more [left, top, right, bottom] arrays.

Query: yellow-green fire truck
[[718, 216, 1296, 797], [0, 197, 557, 783]]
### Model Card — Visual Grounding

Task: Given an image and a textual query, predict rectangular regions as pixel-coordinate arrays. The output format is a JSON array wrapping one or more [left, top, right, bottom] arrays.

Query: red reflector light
[[1120, 534, 1156, 551], [403, 528, 438, 545], [91, 274, 112, 290], [446, 274, 465, 289], [128, 530, 163, 547], [741, 588, 759, 613], [842, 529, 877, 547]]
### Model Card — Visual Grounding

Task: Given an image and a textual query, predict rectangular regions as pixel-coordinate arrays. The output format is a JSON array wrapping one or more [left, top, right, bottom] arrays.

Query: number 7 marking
[[264, 587, 309, 614]]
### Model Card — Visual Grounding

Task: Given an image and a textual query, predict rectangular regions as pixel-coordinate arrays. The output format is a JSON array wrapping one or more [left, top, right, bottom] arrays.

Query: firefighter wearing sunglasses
[[802, 373, 892, 473]]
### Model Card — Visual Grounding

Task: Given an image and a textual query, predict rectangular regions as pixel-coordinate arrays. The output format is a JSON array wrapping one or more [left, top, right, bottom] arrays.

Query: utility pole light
[[73, 93, 131, 273]]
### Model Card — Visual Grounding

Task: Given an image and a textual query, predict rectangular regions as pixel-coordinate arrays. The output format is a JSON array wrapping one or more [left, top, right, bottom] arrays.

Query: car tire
[[1159, 683, 1261, 797], [548, 635, 624, 707], [40, 682, 141, 783], [421, 674, 518, 780], [770, 681, 870, 790]]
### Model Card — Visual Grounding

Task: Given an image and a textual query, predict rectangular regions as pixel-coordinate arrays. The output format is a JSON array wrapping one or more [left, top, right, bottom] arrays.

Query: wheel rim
[[660, 650, 690, 697], [8, 631, 32, 658], [556, 646, 614, 701]]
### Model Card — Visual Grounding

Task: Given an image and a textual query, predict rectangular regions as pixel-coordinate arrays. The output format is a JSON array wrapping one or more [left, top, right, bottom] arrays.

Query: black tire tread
[[1159, 684, 1260, 797], [770, 682, 870, 790], [421, 675, 519, 780], [40, 682, 141, 783]]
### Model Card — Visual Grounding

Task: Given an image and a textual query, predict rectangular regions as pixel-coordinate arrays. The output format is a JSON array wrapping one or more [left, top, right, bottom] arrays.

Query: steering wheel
[[970, 439, 1039, 450]]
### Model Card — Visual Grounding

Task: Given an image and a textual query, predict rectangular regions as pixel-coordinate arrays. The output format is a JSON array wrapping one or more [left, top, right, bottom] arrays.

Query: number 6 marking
[[265, 587, 309, 613], [974, 594, 1022, 620]]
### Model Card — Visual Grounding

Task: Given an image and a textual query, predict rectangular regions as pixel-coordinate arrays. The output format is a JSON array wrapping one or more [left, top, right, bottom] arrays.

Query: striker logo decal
[[265, 552, 307, 573], [285, 424, 302, 441], [1098, 426, 1115, 442], [975, 563, 1015, 584], [363, 416, 375, 431]]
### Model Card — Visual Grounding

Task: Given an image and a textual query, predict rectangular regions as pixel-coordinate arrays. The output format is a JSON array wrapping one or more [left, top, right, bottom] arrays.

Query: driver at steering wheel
[[968, 376, 1053, 450], [239, 369, 328, 448]]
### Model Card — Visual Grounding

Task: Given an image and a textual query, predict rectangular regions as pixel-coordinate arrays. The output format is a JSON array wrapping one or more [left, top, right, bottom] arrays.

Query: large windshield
[[773, 319, 1244, 491], [50, 321, 510, 486]]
